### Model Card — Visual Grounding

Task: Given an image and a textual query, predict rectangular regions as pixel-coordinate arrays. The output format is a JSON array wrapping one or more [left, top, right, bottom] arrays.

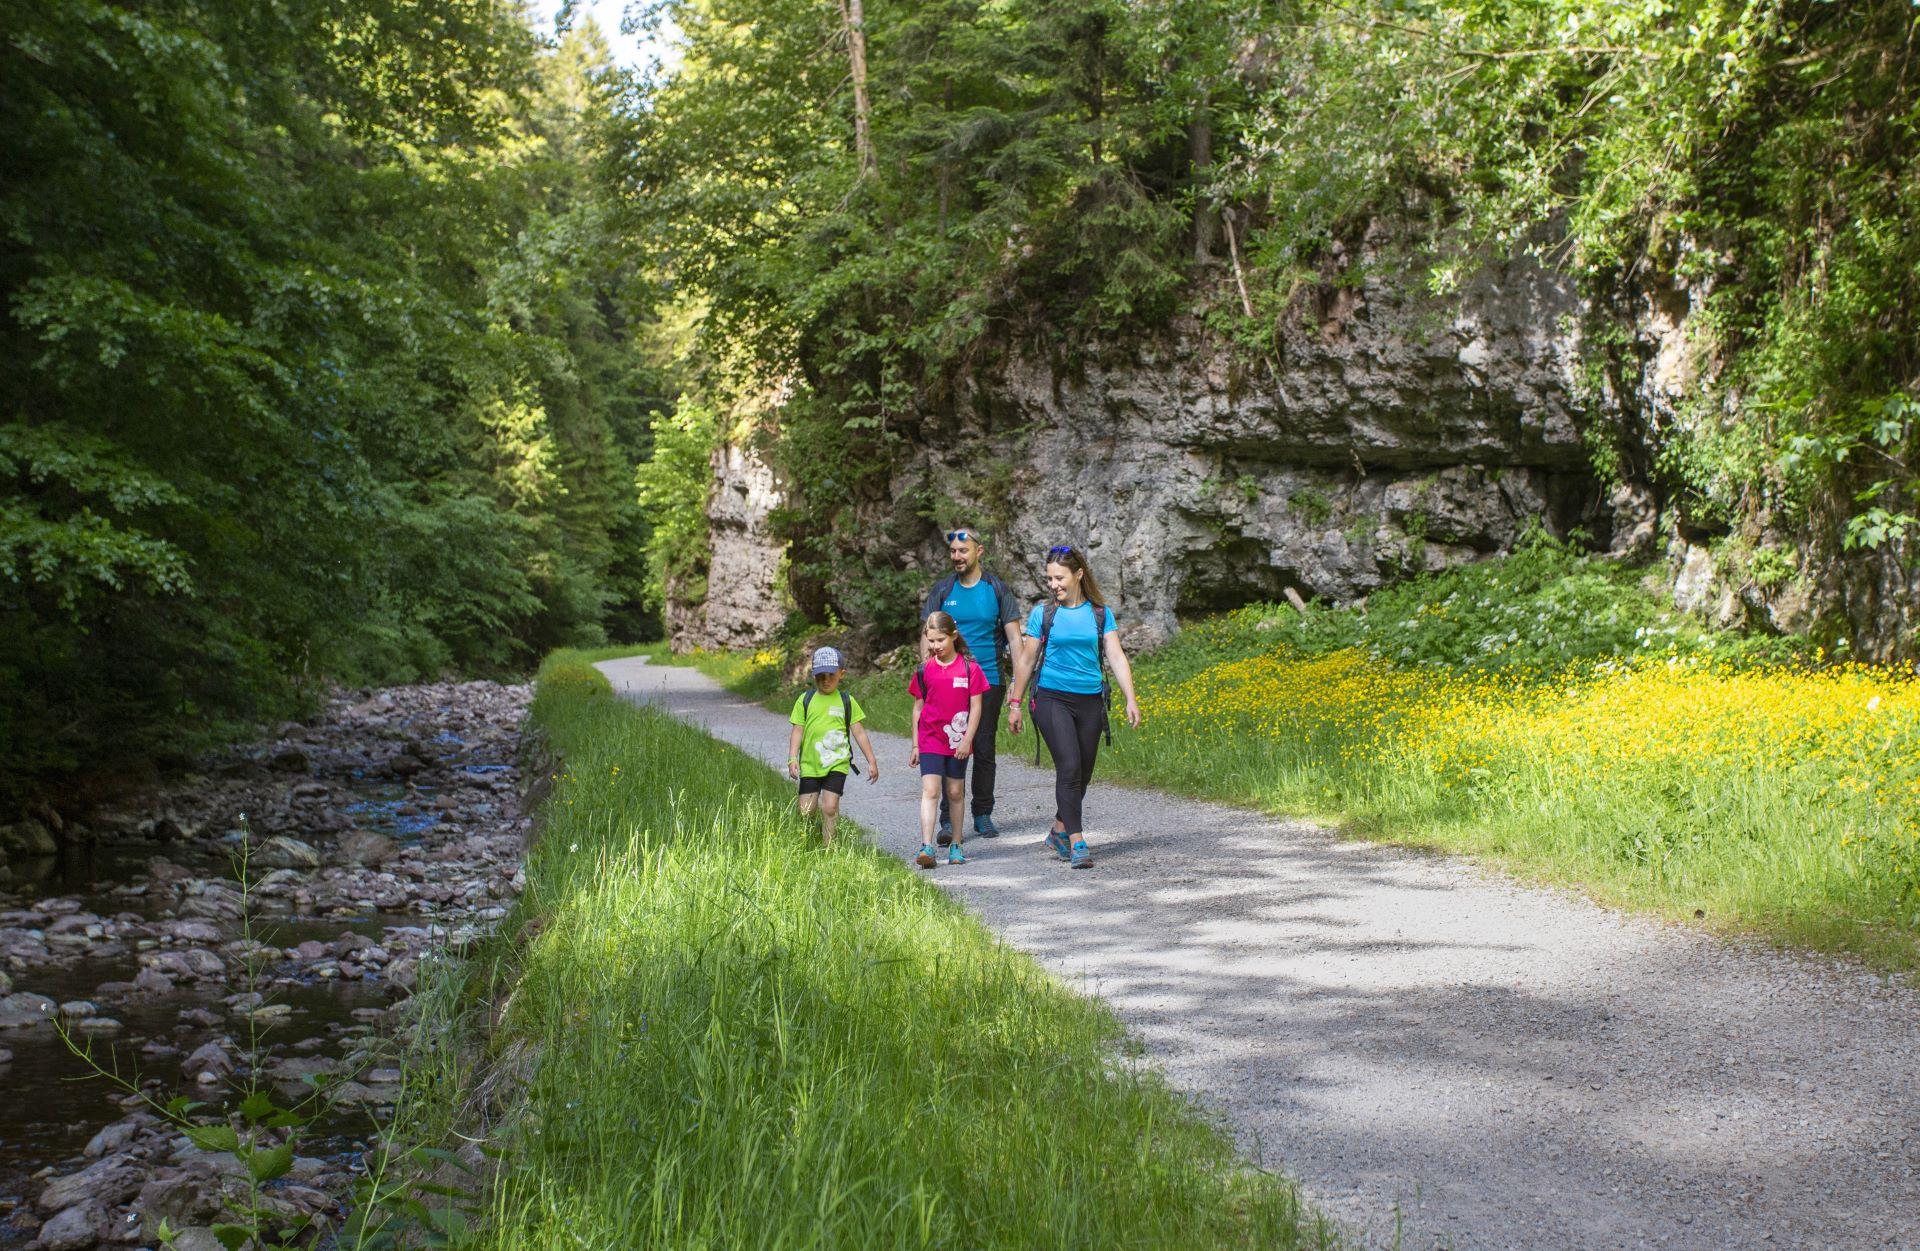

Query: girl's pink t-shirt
[[908, 654, 989, 756]]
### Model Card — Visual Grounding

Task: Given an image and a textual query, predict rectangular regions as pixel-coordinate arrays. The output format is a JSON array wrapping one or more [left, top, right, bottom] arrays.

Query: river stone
[[41, 1155, 142, 1212], [0, 991, 54, 1028], [169, 1226, 227, 1251], [136, 1165, 224, 1231], [132, 966, 175, 995], [74, 1015, 123, 1034], [269, 1055, 337, 1084], [35, 1202, 105, 1251], [337, 829, 397, 867], [181, 1040, 233, 1082], [181, 892, 243, 922], [85, 1119, 142, 1158], [0, 1046, 12, 1063], [166, 919, 223, 944], [58, 999, 98, 1020], [254, 836, 320, 870], [182, 949, 226, 979]]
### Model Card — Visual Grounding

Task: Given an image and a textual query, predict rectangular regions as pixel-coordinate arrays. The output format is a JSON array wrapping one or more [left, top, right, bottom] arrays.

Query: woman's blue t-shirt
[[1024, 601, 1116, 695]]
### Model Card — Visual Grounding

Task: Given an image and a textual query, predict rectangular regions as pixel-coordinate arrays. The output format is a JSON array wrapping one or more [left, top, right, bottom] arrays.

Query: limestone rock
[[35, 1202, 105, 1251], [337, 829, 397, 868], [135, 1165, 224, 1232], [181, 1040, 233, 1083], [40, 1155, 143, 1212], [254, 836, 320, 870], [0, 991, 54, 1028]]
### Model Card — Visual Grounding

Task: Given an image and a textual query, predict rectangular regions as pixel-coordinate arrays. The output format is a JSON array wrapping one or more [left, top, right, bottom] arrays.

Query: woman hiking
[[908, 612, 988, 868], [1006, 544, 1142, 869]]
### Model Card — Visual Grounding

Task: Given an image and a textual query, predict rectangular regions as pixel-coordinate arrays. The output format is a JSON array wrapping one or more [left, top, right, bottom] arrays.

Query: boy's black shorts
[[797, 770, 848, 796]]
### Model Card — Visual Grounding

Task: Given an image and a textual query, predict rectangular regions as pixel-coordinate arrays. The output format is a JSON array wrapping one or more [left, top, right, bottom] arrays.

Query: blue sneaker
[[915, 844, 938, 869], [1045, 830, 1070, 861], [948, 843, 967, 865], [937, 819, 953, 847], [973, 814, 1000, 838], [1070, 840, 1092, 869]]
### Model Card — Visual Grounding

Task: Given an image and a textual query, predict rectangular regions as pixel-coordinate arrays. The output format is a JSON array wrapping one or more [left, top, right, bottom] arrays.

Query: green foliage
[[0, 3, 667, 799], [1154, 532, 1808, 676], [634, 400, 720, 611], [1216, 0, 1920, 579], [622, 0, 1920, 651]]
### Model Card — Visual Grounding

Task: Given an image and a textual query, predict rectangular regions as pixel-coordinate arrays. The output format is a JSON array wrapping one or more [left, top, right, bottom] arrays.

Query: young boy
[[786, 646, 880, 843]]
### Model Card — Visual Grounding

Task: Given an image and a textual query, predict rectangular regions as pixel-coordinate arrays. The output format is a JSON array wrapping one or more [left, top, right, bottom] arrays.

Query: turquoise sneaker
[[915, 844, 938, 869], [1045, 830, 1070, 861], [1070, 840, 1092, 869], [973, 814, 1000, 838], [948, 843, 967, 865]]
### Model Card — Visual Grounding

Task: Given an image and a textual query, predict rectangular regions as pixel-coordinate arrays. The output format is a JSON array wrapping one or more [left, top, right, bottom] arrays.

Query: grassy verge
[[646, 540, 1920, 968], [429, 649, 1334, 1248]]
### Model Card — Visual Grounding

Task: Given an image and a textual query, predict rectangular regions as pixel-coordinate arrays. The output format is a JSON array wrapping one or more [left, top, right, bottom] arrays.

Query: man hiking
[[922, 526, 1022, 844]]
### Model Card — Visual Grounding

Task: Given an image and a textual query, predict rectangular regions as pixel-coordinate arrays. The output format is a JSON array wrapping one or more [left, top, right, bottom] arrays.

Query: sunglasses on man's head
[[945, 530, 976, 543]]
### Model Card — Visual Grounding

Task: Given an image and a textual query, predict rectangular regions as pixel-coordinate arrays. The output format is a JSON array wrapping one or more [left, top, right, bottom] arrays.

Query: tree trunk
[[840, 0, 876, 179], [1189, 97, 1217, 263]]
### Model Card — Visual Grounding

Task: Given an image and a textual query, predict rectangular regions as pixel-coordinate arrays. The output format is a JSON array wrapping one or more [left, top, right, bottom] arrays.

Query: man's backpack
[[799, 688, 861, 774], [1030, 601, 1114, 761], [926, 571, 1012, 674]]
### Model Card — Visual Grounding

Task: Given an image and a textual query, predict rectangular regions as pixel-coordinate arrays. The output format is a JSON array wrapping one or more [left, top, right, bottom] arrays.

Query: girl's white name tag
[[952, 676, 968, 689]]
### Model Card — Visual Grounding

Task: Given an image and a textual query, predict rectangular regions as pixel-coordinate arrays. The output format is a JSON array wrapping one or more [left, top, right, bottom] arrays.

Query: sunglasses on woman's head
[[1046, 544, 1075, 559], [945, 530, 975, 543]]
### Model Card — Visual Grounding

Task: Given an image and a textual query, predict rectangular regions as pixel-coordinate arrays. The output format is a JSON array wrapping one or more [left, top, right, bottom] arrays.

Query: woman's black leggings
[[1032, 689, 1106, 836]]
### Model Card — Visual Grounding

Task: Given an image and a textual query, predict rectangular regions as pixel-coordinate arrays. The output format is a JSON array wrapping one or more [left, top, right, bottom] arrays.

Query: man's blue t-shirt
[[940, 577, 1005, 686], [1025, 601, 1117, 696]]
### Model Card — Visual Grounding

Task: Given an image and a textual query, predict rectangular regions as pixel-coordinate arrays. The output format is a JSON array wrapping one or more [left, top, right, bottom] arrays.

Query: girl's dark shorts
[[797, 770, 848, 796], [918, 754, 968, 779]]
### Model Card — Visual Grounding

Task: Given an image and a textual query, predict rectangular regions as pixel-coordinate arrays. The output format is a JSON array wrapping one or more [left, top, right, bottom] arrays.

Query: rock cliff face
[[673, 246, 1912, 660], [668, 440, 785, 651], [679, 248, 1609, 651], [919, 251, 1602, 644]]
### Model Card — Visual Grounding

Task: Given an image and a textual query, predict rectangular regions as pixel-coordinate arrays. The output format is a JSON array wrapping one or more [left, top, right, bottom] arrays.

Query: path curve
[[598, 657, 1919, 1250]]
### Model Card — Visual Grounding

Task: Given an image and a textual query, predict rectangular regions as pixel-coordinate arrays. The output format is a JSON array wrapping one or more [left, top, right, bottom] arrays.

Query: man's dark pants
[[950, 683, 1006, 826]]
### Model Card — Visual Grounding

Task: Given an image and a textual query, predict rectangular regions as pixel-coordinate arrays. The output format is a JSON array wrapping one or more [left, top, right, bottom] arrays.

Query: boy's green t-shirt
[[788, 688, 866, 778]]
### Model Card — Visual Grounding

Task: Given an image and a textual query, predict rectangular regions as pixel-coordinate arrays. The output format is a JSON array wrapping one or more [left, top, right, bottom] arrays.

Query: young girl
[[786, 646, 880, 844], [1006, 544, 1142, 869], [908, 613, 987, 868]]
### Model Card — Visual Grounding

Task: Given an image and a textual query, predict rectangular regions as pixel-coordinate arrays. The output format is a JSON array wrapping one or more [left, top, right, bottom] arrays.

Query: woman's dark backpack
[[799, 688, 861, 774]]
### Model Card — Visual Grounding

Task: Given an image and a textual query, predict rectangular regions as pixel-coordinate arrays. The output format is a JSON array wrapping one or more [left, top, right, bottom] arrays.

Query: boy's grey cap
[[810, 646, 843, 674]]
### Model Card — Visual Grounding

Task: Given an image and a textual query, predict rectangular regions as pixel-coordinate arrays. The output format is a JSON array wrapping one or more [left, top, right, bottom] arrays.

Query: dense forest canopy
[[5, 0, 1916, 800], [622, 0, 1919, 644], [2, 0, 665, 800]]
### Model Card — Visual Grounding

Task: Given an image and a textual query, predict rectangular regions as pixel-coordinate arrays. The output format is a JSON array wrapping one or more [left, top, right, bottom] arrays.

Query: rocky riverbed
[[0, 681, 532, 1251]]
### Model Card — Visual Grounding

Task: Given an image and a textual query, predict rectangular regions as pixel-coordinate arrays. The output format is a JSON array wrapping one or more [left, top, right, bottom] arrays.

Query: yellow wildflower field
[[1135, 645, 1920, 960]]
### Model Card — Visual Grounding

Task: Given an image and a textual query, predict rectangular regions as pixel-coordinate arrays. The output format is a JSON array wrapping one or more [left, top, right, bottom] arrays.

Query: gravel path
[[598, 656, 1920, 1250]]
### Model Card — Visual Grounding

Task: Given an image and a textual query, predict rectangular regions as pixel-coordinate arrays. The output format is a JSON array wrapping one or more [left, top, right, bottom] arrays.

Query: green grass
[[640, 539, 1920, 970], [440, 650, 1335, 1248]]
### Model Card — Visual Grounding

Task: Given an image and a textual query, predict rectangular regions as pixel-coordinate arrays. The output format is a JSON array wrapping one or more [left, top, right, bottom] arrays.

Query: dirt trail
[[598, 656, 1919, 1250]]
